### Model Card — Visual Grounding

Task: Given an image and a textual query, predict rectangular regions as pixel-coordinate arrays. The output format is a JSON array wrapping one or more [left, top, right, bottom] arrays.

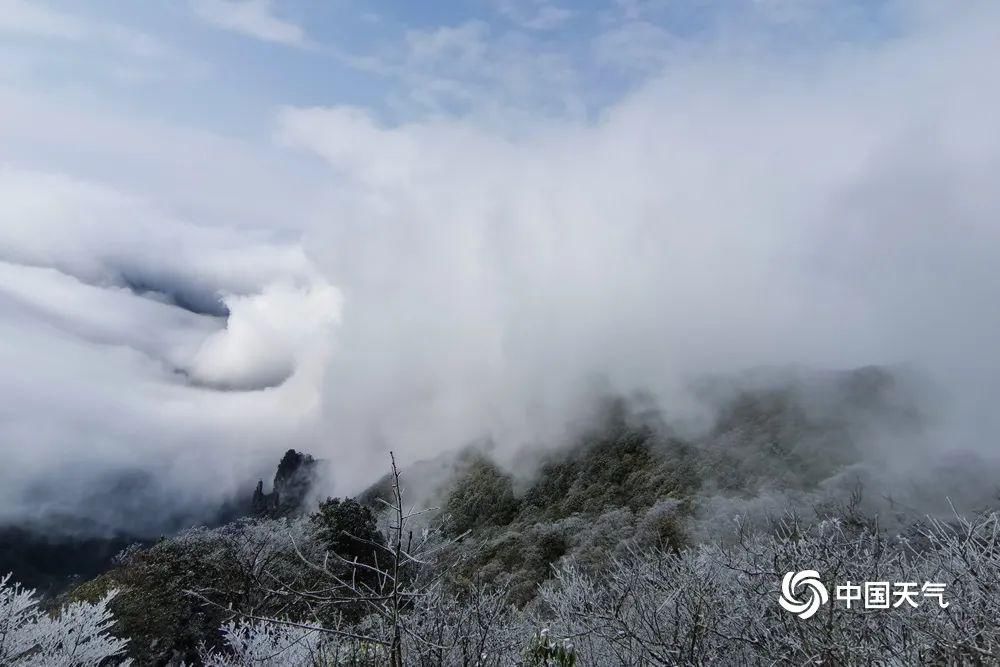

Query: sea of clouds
[[1, 2, 998, 534]]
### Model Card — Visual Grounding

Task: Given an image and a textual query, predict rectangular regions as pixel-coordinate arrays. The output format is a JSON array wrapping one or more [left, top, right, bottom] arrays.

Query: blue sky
[[0, 0, 916, 227], [2, 0, 904, 135]]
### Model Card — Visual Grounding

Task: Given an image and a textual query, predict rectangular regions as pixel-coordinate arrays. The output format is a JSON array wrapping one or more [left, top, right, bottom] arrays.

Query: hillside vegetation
[[5, 366, 978, 665]]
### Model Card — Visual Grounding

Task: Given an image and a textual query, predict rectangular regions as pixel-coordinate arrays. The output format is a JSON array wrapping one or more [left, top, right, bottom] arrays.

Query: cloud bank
[[1, 1, 999, 533], [283, 3, 1000, 486], [0, 168, 338, 533]]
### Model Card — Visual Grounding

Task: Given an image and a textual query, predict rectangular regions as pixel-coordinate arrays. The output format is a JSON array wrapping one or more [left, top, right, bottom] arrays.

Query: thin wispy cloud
[[494, 0, 574, 31], [0, 0, 88, 40], [191, 0, 307, 47], [0, 0, 168, 57]]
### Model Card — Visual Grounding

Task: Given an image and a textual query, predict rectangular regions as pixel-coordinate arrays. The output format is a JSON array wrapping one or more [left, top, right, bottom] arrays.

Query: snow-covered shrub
[[0, 573, 130, 665], [399, 579, 528, 666], [525, 628, 576, 666], [200, 618, 386, 666], [68, 516, 323, 665], [535, 511, 1000, 664], [183, 506, 1000, 665]]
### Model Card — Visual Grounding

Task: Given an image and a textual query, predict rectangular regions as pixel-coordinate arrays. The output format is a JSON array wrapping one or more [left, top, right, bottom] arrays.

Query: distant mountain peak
[[252, 449, 320, 518]]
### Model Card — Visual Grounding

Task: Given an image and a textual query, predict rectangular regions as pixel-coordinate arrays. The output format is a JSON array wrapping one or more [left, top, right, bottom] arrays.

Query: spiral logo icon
[[779, 570, 829, 619]]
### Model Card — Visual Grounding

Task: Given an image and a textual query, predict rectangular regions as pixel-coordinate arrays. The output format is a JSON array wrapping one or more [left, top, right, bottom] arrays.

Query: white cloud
[[0, 0, 169, 56], [272, 2, 1000, 488], [3, 0, 1000, 533], [0, 84, 322, 228], [0, 0, 86, 39], [593, 20, 675, 75], [0, 0, 202, 89], [495, 0, 574, 31], [191, 0, 306, 47], [0, 166, 340, 532], [355, 20, 582, 121], [406, 22, 491, 68]]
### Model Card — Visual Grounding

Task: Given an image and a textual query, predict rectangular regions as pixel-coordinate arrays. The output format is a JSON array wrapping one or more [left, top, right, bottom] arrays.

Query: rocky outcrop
[[251, 449, 320, 517]]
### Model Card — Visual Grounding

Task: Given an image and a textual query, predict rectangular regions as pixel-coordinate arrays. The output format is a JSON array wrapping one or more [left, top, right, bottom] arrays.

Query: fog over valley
[[2, 2, 999, 540]]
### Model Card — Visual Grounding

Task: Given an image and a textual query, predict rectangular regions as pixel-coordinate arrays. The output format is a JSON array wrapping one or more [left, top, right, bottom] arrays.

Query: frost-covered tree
[[534, 509, 1000, 664], [200, 618, 387, 666], [41, 442, 1000, 665], [71, 515, 324, 664], [192, 504, 1000, 665], [0, 573, 130, 665]]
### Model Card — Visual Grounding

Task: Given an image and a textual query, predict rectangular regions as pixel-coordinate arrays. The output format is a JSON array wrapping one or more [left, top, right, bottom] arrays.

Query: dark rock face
[[251, 449, 320, 517]]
